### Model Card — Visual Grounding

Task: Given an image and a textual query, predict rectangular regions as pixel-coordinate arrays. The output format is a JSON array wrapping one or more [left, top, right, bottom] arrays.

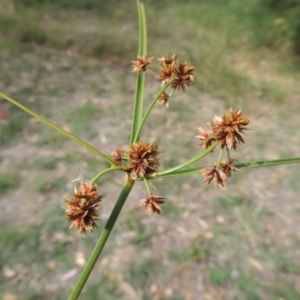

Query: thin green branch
[[0, 91, 117, 167], [216, 148, 223, 168], [133, 81, 172, 143], [68, 177, 135, 300], [152, 157, 300, 179], [130, 0, 147, 144], [156, 143, 217, 177], [91, 167, 122, 184], [234, 157, 300, 169], [143, 177, 152, 195]]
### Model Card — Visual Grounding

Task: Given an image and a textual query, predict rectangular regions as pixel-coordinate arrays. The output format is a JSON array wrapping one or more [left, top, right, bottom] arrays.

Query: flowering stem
[[91, 167, 122, 184], [155, 143, 217, 177], [0, 91, 117, 167], [130, 0, 147, 145], [154, 157, 300, 178], [133, 81, 173, 143], [68, 177, 135, 300]]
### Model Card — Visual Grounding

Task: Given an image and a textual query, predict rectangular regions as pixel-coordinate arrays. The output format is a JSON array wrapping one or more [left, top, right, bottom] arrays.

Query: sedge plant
[[1, 1, 300, 299]]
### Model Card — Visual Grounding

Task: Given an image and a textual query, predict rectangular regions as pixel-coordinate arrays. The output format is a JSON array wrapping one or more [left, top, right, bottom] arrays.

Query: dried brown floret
[[158, 62, 177, 86], [221, 158, 240, 177], [158, 92, 170, 107], [140, 194, 166, 215], [196, 127, 216, 150], [201, 166, 228, 187], [111, 148, 124, 166], [158, 54, 194, 90], [211, 109, 250, 151], [196, 109, 250, 151], [65, 182, 103, 235], [127, 141, 160, 180], [158, 53, 178, 66], [132, 55, 154, 72], [172, 61, 194, 91]]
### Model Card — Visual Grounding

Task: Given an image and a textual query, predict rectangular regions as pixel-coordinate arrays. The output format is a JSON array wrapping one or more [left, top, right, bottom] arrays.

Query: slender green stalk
[[152, 157, 300, 178], [156, 143, 217, 177], [143, 178, 151, 195], [216, 148, 223, 168], [133, 81, 172, 143], [0, 91, 117, 167], [68, 177, 135, 300], [91, 167, 122, 184], [235, 157, 300, 169], [130, 0, 147, 144], [226, 148, 230, 163]]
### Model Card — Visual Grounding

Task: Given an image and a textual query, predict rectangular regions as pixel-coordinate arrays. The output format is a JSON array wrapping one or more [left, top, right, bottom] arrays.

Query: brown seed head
[[158, 53, 178, 66], [221, 158, 240, 177], [158, 92, 170, 107], [111, 148, 124, 166], [127, 141, 160, 180], [132, 55, 154, 72], [140, 194, 166, 215], [196, 127, 215, 150], [172, 61, 195, 91], [158, 54, 194, 90], [212, 109, 250, 151], [196, 109, 250, 151], [65, 182, 103, 235], [201, 166, 228, 187], [158, 62, 177, 86]]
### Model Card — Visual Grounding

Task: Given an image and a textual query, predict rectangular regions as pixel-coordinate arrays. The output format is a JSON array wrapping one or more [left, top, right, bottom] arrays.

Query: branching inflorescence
[[63, 53, 250, 236], [5, 2, 297, 298]]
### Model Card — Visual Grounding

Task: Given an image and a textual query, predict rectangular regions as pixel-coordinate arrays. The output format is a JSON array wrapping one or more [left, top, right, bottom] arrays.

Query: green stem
[[152, 157, 300, 178], [130, 0, 147, 144], [235, 157, 300, 169], [133, 81, 172, 143], [143, 178, 151, 195], [156, 143, 217, 177], [0, 91, 117, 167], [68, 177, 135, 300], [216, 148, 223, 168], [91, 167, 122, 184], [226, 148, 230, 163]]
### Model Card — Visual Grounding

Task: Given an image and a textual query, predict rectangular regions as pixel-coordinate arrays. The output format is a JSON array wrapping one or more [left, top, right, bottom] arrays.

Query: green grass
[[36, 157, 57, 170], [66, 103, 102, 139], [32, 177, 67, 193], [81, 274, 125, 300], [0, 172, 19, 192], [169, 237, 209, 263], [125, 210, 156, 247], [207, 265, 232, 286], [125, 257, 157, 297], [1, 0, 299, 110]]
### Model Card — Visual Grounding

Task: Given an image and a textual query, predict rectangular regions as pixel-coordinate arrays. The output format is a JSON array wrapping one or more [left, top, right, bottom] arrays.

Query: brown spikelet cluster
[[201, 159, 240, 187], [140, 194, 166, 215], [111, 141, 160, 180], [158, 91, 170, 107], [128, 141, 160, 180], [158, 53, 194, 91], [132, 55, 154, 72], [196, 109, 250, 151], [111, 148, 124, 166], [65, 182, 103, 235]]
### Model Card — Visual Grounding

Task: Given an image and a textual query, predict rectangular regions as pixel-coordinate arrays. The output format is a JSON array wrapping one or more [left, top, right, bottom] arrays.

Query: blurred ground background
[[1, 0, 300, 299]]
